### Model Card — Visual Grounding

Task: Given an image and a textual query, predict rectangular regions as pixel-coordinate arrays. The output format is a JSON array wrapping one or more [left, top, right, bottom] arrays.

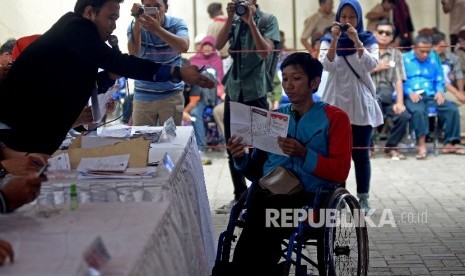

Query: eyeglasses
[[377, 30, 393, 36]]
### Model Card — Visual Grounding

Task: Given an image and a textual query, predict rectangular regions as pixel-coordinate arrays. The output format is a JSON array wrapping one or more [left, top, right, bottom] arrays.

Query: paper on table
[[230, 102, 289, 155], [77, 167, 157, 179], [68, 137, 150, 169], [48, 152, 71, 171], [81, 136, 122, 149], [77, 154, 130, 173]]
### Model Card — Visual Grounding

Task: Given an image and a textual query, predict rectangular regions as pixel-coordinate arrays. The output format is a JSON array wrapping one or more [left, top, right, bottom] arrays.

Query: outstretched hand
[[180, 65, 215, 89]]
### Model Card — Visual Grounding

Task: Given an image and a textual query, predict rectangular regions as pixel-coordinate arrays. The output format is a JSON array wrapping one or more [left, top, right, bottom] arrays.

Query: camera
[[235, 0, 248, 16], [136, 6, 158, 17], [337, 23, 349, 32]]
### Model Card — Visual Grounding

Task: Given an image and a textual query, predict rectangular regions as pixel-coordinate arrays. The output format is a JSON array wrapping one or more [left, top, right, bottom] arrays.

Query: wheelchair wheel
[[323, 188, 369, 276]]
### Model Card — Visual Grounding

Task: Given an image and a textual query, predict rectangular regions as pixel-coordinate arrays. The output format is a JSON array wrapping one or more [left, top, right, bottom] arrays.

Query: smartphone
[[37, 164, 48, 177]]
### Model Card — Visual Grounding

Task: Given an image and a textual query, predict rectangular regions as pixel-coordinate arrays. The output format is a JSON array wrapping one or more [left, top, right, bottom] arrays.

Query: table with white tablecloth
[[0, 126, 215, 276]]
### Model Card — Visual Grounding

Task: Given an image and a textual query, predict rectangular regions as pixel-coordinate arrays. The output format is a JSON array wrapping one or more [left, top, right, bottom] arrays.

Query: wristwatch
[[169, 66, 182, 83], [0, 162, 7, 178]]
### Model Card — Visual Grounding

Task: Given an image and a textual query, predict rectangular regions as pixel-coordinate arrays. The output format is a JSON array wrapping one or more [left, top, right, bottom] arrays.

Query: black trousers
[[223, 93, 269, 200]]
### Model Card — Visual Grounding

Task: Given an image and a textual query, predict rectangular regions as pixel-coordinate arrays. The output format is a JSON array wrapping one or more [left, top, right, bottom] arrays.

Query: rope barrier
[[203, 144, 463, 151], [141, 44, 455, 56]]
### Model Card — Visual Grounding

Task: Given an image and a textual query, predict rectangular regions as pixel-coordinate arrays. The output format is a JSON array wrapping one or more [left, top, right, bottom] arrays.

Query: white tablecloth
[[0, 126, 215, 276]]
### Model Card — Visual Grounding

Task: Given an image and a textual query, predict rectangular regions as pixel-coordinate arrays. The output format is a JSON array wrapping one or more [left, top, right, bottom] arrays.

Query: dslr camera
[[235, 0, 248, 16], [337, 22, 349, 32], [136, 6, 158, 17]]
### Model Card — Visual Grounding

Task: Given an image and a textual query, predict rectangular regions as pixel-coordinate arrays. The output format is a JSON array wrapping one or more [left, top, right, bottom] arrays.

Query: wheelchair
[[213, 182, 369, 276]]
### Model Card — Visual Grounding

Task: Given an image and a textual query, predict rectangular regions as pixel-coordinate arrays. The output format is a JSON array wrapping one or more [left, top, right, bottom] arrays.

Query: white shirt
[[319, 41, 384, 127]]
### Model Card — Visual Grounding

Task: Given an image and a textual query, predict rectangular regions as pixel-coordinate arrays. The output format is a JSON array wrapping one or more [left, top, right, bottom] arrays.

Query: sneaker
[[215, 199, 237, 214], [358, 198, 372, 214]]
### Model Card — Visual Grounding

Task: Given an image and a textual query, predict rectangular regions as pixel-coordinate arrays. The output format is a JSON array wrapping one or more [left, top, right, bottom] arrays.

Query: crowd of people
[[1, 0, 465, 271]]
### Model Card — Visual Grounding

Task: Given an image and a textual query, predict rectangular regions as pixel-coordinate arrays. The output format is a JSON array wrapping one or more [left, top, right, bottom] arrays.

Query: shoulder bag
[[258, 166, 303, 195]]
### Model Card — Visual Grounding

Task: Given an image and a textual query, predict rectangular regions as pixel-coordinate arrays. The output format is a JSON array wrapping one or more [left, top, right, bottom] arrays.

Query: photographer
[[214, 0, 280, 214], [319, 0, 383, 213], [128, 0, 190, 127]]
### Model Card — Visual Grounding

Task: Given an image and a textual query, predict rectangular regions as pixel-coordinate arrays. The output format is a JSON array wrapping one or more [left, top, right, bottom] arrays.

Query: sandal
[[416, 151, 428, 160], [442, 145, 465, 155], [386, 150, 406, 160]]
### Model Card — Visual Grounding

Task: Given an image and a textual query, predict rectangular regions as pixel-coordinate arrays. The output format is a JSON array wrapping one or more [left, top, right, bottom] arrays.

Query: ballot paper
[[48, 152, 71, 171], [230, 102, 289, 155], [91, 84, 121, 123], [77, 167, 157, 180], [77, 154, 130, 174], [76, 154, 156, 179]]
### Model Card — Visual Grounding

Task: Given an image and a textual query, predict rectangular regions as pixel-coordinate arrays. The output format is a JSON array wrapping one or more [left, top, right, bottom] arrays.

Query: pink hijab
[[189, 35, 224, 81]]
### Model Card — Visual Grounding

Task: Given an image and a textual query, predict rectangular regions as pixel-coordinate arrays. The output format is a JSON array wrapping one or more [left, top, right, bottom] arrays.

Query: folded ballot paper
[[76, 154, 156, 179]]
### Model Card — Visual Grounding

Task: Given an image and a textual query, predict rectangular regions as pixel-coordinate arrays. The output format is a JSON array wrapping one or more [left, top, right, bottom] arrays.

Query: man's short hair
[[383, 0, 396, 4], [74, 0, 124, 15], [432, 31, 447, 46], [0, 39, 16, 54], [414, 34, 433, 46], [280, 52, 323, 93], [375, 19, 396, 34], [207, 2, 222, 18]]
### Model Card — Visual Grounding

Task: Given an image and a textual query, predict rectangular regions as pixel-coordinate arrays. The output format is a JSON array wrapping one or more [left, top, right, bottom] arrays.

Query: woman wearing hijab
[[319, 0, 383, 213]]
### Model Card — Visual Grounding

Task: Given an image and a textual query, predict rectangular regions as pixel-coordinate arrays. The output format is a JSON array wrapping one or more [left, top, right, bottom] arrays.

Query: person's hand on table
[[0, 239, 14, 266], [1, 154, 48, 176], [1, 175, 46, 212]]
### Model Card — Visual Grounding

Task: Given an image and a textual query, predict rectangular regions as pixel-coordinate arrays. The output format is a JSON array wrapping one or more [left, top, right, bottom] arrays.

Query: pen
[[198, 65, 205, 73]]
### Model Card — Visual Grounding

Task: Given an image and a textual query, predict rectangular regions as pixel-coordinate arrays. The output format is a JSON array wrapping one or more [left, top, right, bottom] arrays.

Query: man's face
[[374, 25, 394, 46], [414, 42, 432, 62], [322, 0, 334, 15], [382, 1, 394, 11], [0, 52, 12, 68], [89, 1, 120, 41], [433, 40, 447, 55]]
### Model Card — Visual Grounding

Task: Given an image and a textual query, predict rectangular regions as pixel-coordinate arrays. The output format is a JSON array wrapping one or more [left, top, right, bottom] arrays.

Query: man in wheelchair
[[213, 53, 354, 275]]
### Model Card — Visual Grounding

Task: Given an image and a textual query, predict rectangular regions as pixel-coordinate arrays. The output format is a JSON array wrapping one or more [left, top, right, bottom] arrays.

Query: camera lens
[[340, 24, 349, 32], [235, 3, 247, 16]]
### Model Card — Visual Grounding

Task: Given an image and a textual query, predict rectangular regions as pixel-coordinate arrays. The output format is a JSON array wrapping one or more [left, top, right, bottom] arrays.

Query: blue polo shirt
[[402, 50, 445, 97], [127, 15, 189, 101]]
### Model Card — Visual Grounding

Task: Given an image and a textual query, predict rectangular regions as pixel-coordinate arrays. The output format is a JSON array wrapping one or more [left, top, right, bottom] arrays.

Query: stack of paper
[[76, 154, 156, 179]]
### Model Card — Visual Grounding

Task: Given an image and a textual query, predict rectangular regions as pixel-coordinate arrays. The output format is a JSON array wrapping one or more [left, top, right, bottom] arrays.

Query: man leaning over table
[[0, 0, 214, 156]]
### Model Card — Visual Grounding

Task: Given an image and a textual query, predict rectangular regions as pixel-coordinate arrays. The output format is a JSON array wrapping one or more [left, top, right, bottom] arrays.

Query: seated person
[[225, 53, 352, 275], [371, 20, 410, 160], [403, 35, 464, 159]]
